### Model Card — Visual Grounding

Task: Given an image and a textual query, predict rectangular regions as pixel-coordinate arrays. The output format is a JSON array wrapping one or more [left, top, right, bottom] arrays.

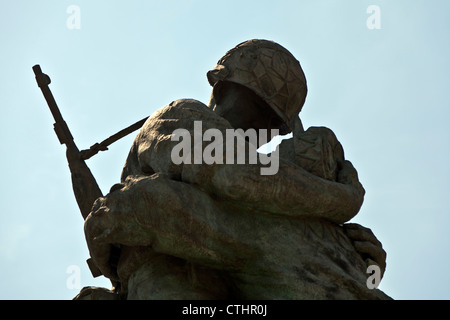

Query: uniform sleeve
[[181, 125, 365, 225]]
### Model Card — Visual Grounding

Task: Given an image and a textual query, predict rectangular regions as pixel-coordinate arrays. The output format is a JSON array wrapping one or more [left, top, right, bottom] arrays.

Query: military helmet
[[207, 39, 307, 130]]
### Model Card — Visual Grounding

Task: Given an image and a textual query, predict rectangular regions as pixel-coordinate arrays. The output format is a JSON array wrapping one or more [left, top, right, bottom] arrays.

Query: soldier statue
[[67, 40, 390, 299]]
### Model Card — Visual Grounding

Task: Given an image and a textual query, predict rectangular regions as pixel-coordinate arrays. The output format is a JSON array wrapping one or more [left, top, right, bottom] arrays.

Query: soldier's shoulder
[[152, 98, 215, 120], [304, 126, 338, 139], [140, 98, 230, 136], [299, 126, 345, 163], [168, 98, 209, 109], [301, 126, 343, 147]]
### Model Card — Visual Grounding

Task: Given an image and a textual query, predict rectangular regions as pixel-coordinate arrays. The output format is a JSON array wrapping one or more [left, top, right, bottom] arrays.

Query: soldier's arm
[[84, 173, 258, 281], [181, 148, 365, 225], [85, 157, 364, 280]]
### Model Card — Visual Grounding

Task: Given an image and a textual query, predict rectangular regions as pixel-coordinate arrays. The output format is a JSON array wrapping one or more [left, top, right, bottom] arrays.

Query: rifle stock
[[33, 65, 120, 291]]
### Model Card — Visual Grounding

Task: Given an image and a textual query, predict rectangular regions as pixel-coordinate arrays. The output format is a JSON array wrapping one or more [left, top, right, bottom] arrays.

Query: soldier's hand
[[337, 160, 364, 190], [343, 223, 387, 279], [84, 196, 120, 281], [84, 181, 150, 281]]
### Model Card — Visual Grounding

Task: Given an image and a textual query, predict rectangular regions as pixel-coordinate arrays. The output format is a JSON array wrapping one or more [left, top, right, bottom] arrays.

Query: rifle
[[32, 65, 147, 291]]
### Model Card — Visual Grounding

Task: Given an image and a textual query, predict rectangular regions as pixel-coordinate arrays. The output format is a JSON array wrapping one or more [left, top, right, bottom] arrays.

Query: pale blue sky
[[0, 0, 449, 299]]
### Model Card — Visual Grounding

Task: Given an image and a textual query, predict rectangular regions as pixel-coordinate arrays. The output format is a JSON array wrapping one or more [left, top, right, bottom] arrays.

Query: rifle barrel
[[80, 117, 148, 160], [33, 65, 75, 147]]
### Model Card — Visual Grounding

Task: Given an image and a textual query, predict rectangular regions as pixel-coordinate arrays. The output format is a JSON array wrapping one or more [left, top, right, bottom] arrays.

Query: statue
[[74, 40, 390, 300]]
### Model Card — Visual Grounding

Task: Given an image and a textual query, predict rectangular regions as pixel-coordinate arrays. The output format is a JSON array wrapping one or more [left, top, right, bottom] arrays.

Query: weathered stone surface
[[81, 40, 390, 300]]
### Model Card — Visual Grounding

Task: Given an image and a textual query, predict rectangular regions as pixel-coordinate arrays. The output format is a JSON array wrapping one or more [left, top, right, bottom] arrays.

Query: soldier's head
[[207, 39, 307, 135]]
